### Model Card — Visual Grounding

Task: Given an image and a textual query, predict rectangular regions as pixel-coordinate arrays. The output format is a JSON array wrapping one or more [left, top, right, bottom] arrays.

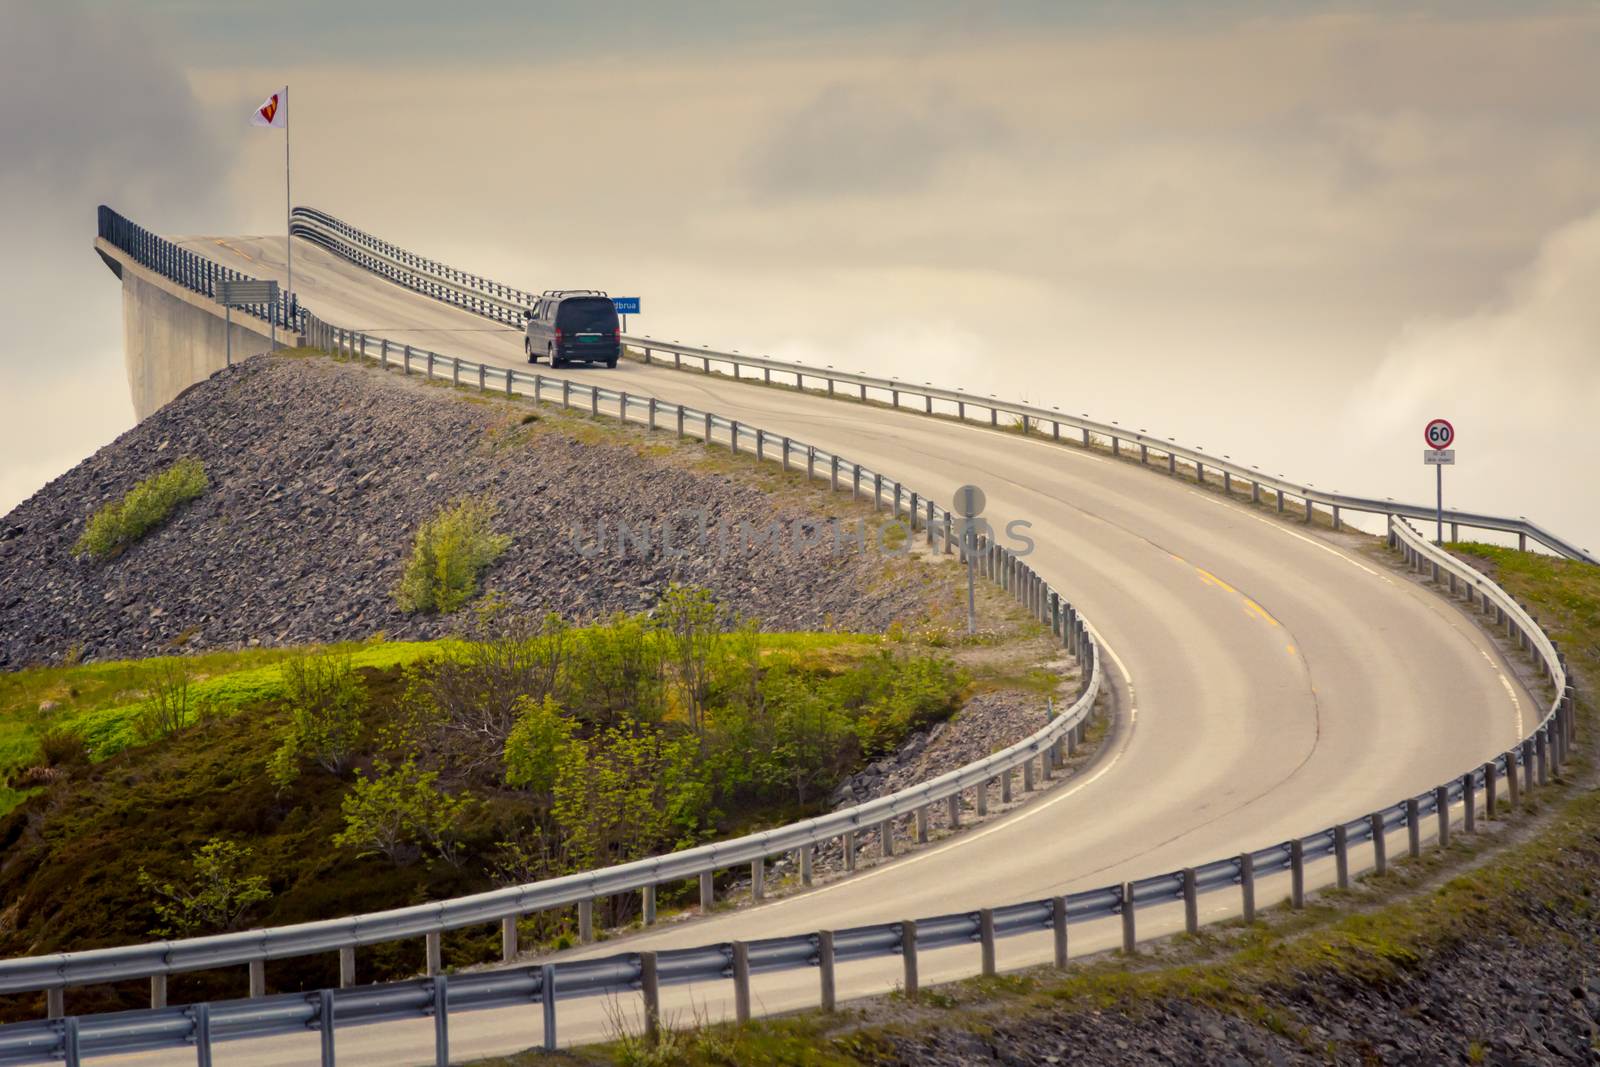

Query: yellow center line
[[212, 238, 255, 263], [1177, 555, 1281, 628]]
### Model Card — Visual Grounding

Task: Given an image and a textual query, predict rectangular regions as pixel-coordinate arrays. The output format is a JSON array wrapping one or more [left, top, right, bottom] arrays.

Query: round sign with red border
[[1424, 418, 1454, 449]]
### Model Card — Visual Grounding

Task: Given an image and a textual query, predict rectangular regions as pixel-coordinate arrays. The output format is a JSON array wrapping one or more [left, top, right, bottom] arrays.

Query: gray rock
[[0, 356, 938, 668]]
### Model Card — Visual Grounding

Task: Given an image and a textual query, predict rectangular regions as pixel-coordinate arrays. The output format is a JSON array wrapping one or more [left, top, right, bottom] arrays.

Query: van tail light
[[555, 328, 564, 345]]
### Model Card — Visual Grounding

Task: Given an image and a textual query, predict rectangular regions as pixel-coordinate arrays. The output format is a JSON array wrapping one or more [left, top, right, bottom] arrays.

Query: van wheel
[[549, 344, 563, 369], [526, 338, 537, 364], [606, 357, 619, 369]]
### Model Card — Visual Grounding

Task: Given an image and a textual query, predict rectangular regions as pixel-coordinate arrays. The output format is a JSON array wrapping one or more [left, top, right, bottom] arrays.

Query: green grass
[[74, 456, 207, 561], [0, 640, 452, 816], [1451, 542, 1600, 692], [0, 630, 890, 819], [0, 619, 976, 1021]]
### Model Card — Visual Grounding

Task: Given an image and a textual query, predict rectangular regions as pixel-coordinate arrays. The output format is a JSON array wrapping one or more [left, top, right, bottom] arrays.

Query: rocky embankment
[[0, 355, 938, 667], [880, 920, 1600, 1065]]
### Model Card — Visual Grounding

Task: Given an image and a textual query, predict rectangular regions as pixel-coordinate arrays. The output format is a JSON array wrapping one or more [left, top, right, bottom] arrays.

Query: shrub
[[36, 728, 90, 769], [413, 608, 569, 780], [832, 651, 967, 758], [552, 726, 703, 869], [135, 838, 272, 937], [267, 652, 368, 786], [74, 457, 207, 561], [395, 497, 510, 614], [566, 614, 668, 730], [333, 758, 472, 866], [134, 658, 193, 741], [656, 585, 720, 734], [503, 695, 575, 800]]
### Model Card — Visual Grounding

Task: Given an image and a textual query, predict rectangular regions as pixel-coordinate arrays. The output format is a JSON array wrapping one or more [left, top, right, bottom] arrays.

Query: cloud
[[0, 1, 227, 514], [1347, 208, 1600, 549], [743, 82, 1011, 198], [0, 3, 224, 227]]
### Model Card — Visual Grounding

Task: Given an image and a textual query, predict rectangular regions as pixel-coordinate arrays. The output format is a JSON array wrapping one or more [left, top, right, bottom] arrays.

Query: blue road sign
[[612, 297, 641, 315]]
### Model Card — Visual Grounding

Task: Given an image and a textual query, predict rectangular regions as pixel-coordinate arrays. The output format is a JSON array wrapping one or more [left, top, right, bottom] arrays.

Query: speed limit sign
[[1422, 418, 1455, 543]]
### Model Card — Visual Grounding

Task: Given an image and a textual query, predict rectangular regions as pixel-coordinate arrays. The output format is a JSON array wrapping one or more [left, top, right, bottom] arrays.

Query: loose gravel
[[0, 355, 942, 668]]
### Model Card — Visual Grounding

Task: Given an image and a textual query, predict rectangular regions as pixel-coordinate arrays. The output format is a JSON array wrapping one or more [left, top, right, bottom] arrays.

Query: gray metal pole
[[225, 306, 232, 367], [640, 952, 660, 1047], [978, 908, 996, 975], [319, 989, 335, 1067], [965, 524, 977, 635], [540, 964, 557, 1051], [1436, 462, 1443, 543], [194, 1002, 213, 1067], [900, 921, 919, 998], [732, 941, 752, 1022], [284, 84, 292, 340], [818, 931, 836, 1012]]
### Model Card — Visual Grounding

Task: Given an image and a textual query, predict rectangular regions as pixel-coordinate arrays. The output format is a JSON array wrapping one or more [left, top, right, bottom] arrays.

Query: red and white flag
[[251, 88, 287, 128]]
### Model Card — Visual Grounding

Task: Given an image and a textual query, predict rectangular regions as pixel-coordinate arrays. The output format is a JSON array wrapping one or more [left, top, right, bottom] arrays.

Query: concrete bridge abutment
[[95, 238, 295, 420]]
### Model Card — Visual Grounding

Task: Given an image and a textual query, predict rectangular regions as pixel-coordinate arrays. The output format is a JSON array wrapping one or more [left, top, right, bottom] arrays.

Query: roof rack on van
[[542, 289, 609, 298]]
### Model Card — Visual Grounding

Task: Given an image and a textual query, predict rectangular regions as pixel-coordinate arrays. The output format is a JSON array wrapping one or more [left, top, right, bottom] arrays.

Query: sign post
[[953, 485, 986, 635], [1423, 418, 1455, 543], [216, 279, 281, 365], [612, 297, 641, 334]]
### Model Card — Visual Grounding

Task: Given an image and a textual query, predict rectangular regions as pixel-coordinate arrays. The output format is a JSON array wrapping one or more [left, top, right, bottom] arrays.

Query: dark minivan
[[524, 290, 621, 367]]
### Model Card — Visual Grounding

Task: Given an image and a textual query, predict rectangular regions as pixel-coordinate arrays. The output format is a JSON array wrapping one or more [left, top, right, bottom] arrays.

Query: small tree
[[268, 652, 368, 786], [552, 726, 705, 870], [564, 614, 668, 730], [134, 658, 192, 741], [503, 695, 574, 802], [136, 838, 272, 937], [656, 585, 720, 735], [334, 759, 471, 867], [416, 606, 569, 781]]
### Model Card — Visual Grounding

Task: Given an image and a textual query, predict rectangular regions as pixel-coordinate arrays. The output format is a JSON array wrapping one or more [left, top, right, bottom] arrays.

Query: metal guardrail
[[290, 208, 531, 327], [0, 443, 1577, 1064], [0, 314, 1104, 1009], [97, 206, 305, 335], [289, 204, 1594, 564], [26, 208, 1580, 1066]]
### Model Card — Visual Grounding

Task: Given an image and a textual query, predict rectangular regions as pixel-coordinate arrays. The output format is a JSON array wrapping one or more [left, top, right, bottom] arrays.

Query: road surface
[[124, 232, 1535, 1064]]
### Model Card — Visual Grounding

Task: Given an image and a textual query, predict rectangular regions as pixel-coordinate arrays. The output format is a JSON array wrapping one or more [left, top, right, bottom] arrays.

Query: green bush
[[74, 457, 207, 561], [503, 695, 575, 801], [267, 652, 368, 786], [829, 650, 967, 758], [395, 497, 510, 614], [35, 728, 89, 769], [333, 758, 472, 866], [135, 838, 272, 937]]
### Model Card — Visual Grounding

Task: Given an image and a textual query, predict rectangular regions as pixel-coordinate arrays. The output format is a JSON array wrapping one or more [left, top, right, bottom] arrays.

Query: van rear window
[[556, 299, 617, 331]]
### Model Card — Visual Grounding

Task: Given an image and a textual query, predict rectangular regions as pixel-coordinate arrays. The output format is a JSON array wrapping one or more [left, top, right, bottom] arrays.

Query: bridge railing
[[287, 205, 1593, 564], [96, 206, 305, 335]]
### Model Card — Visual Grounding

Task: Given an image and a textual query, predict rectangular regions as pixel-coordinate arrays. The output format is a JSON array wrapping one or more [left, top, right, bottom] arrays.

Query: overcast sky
[[3, 1, 1597, 550]]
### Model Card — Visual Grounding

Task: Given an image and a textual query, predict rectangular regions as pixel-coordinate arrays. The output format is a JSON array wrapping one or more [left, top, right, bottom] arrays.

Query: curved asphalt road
[[137, 233, 1534, 1063]]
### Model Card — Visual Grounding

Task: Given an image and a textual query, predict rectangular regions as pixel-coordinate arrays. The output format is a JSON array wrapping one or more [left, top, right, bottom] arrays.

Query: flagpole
[[284, 83, 292, 346]]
